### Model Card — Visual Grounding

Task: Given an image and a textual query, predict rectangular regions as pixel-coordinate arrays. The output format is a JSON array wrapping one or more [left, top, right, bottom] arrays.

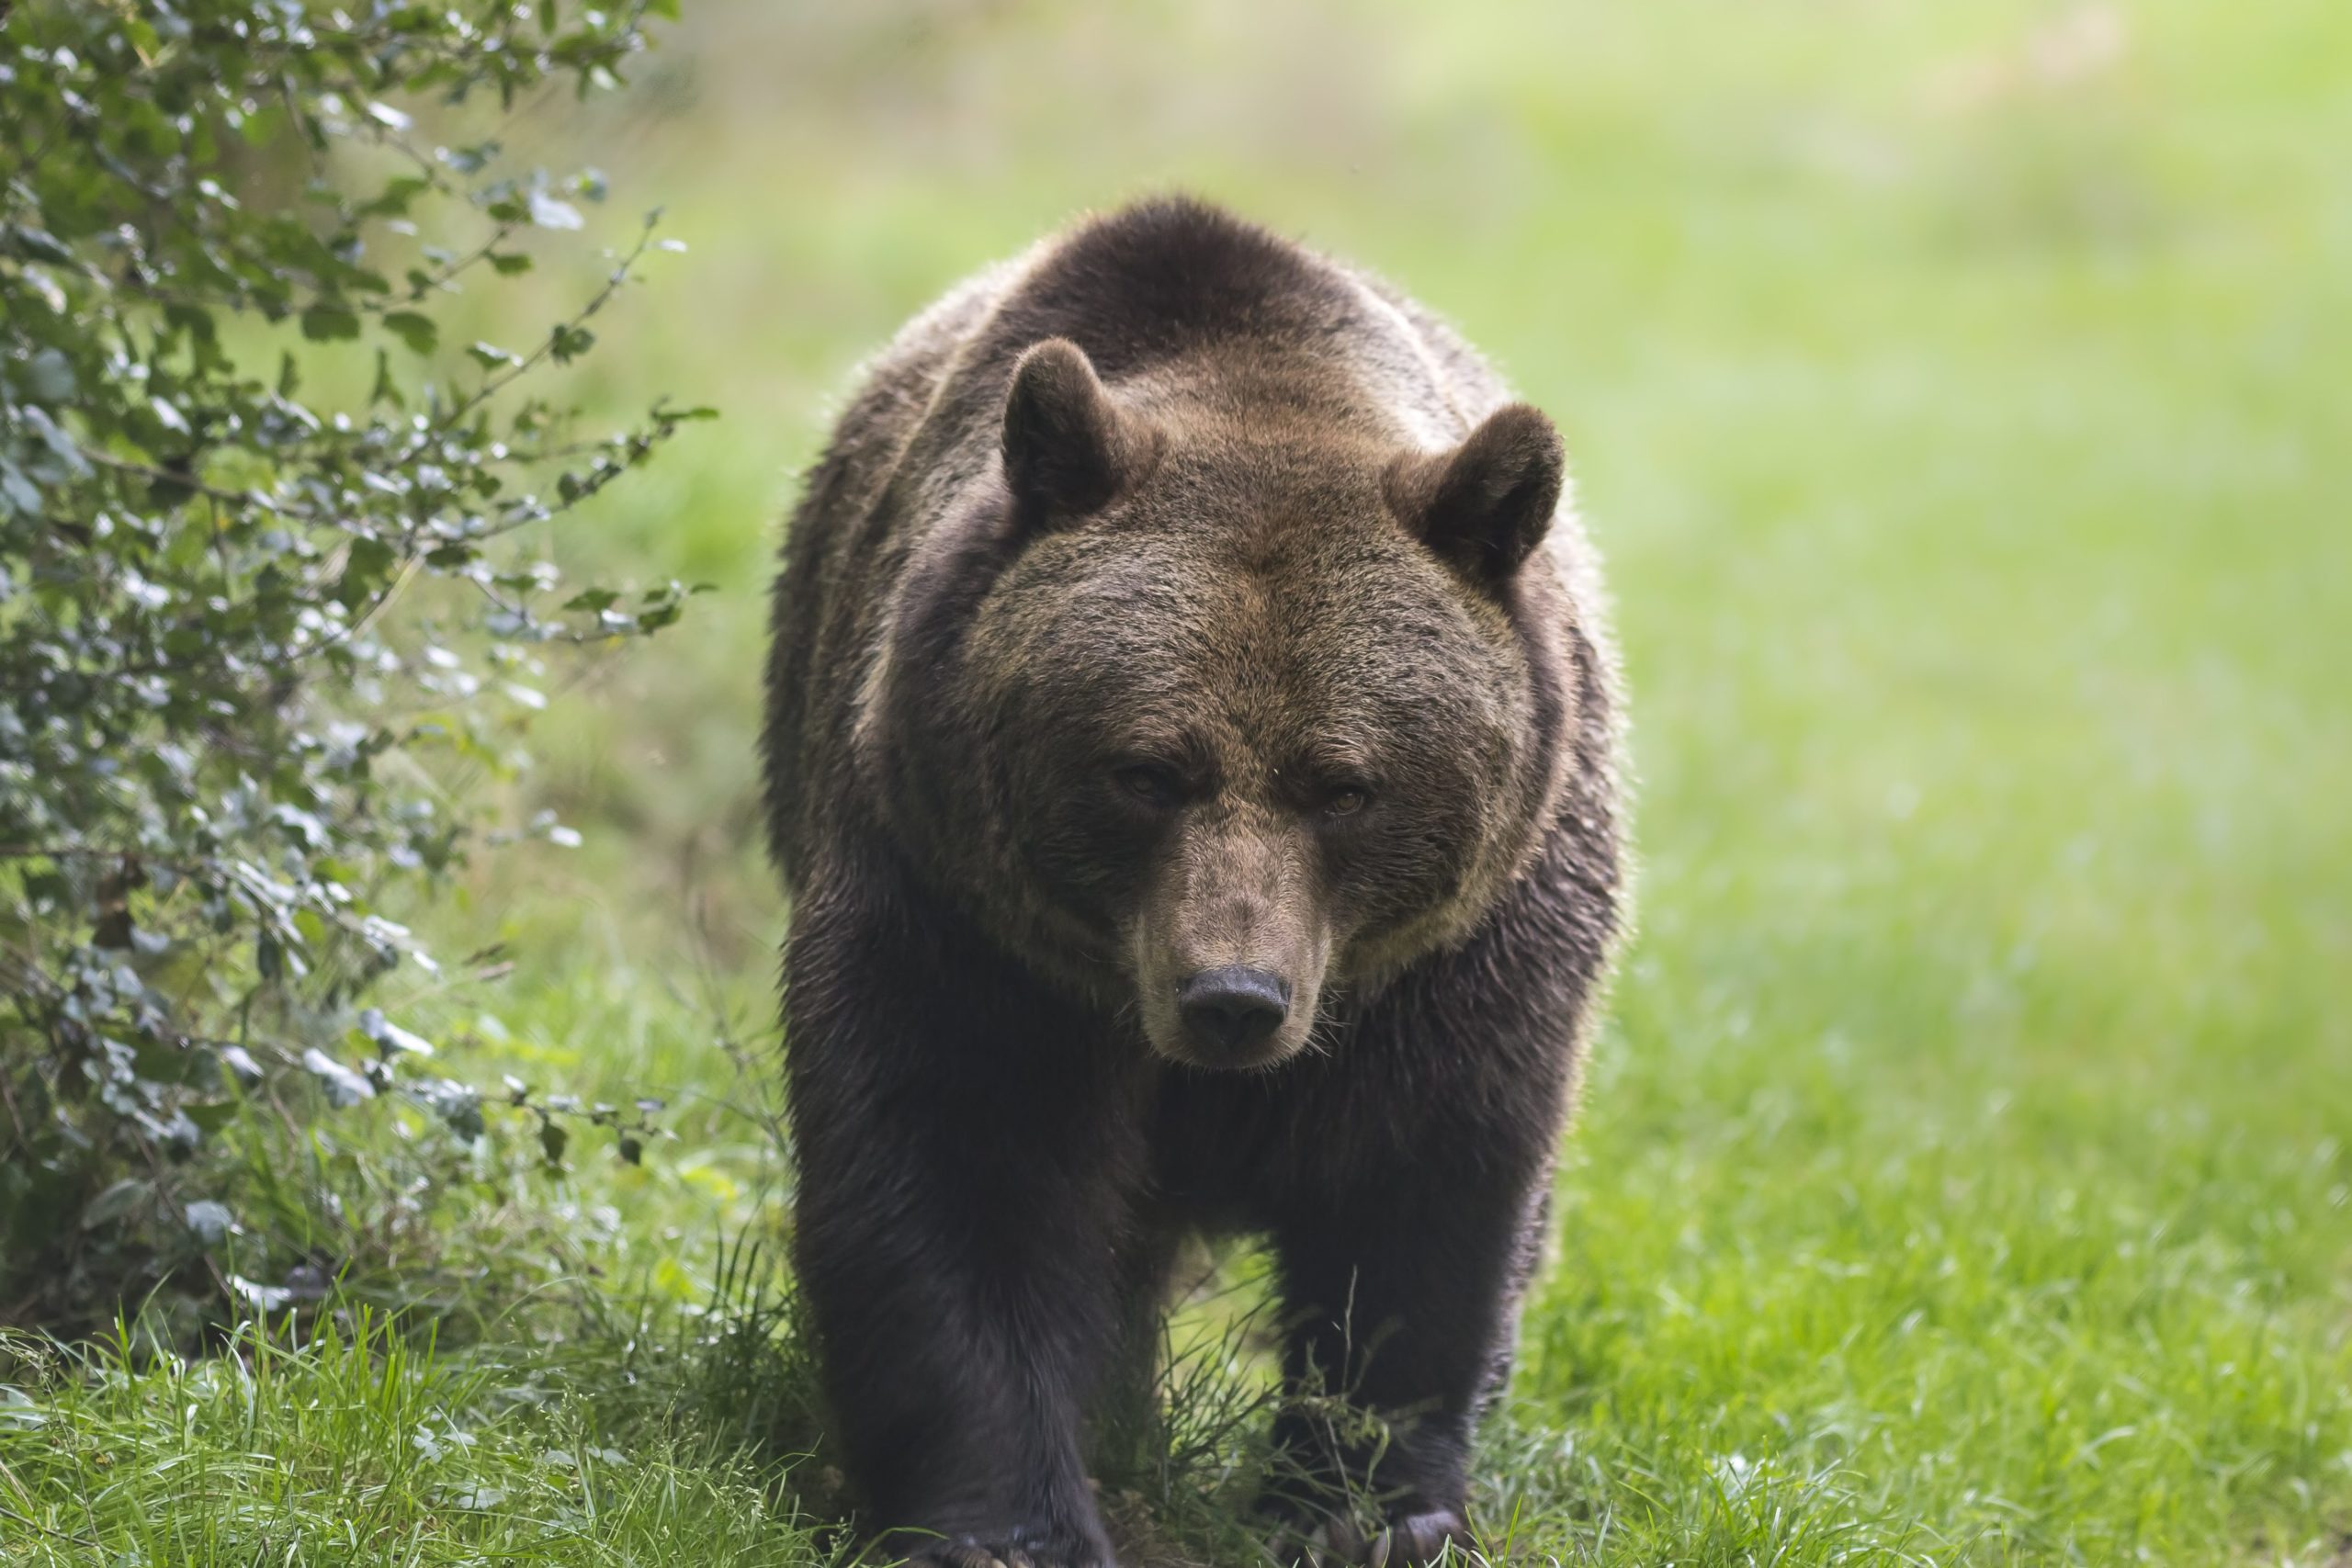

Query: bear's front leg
[[785, 862, 1139, 1568], [1262, 1146, 1552, 1567]]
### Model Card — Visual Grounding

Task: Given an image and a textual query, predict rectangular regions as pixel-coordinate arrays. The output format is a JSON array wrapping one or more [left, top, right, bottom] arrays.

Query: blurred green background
[[413, 0, 2350, 1559]]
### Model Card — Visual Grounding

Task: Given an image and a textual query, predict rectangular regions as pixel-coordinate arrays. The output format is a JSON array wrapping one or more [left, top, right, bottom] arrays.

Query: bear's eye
[[1114, 763, 1187, 808], [1321, 784, 1372, 819]]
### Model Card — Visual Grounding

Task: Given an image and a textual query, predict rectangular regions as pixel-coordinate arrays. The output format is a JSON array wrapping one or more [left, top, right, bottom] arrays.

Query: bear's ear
[[1001, 338, 1158, 527], [1385, 404, 1565, 583]]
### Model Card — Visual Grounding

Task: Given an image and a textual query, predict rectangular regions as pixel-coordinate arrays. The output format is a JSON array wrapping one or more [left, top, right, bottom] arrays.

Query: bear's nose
[[1177, 965, 1290, 1055]]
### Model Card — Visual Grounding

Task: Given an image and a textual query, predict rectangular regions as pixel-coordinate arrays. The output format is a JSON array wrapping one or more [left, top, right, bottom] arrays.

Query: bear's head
[[880, 338, 1577, 1070]]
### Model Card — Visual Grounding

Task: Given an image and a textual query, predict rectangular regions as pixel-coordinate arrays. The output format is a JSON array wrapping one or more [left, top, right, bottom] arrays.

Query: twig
[[74, 449, 319, 521], [429, 215, 660, 436]]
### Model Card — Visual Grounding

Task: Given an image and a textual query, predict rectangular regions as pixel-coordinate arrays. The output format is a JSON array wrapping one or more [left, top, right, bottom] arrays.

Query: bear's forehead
[[1051, 524, 1465, 652], [1133, 423, 1390, 514], [1022, 530, 1511, 729]]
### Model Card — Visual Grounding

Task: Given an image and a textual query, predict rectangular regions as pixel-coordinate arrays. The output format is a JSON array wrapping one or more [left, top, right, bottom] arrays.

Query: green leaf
[[20, 407, 89, 477], [302, 1049, 376, 1108], [357, 1007, 435, 1057], [550, 323, 594, 364], [187, 1099, 246, 1132], [369, 346, 404, 408], [4, 223, 75, 265], [164, 301, 219, 344], [413, 1077, 485, 1140], [300, 303, 361, 342], [0, 458, 39, 516], [362, 174, 433, 218], [25, 348, 77, 400], [382, 310, 439, 355], [336, 536, 401, 609], [527, 190, 584, 231], [81, 1179, 150, 1231]]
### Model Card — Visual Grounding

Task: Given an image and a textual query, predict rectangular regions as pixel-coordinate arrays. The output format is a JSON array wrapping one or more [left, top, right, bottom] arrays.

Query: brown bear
[[763, 197, 1624, 1568]]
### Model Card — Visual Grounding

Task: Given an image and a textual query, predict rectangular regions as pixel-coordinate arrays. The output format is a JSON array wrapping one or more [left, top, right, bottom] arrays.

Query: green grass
[[6, 0, 2350, 1562], [0, 1314, 834, 1566]]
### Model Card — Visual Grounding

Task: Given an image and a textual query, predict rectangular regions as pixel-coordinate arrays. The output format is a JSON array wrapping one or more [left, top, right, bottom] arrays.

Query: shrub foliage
[[0, 0, 705, 1334]]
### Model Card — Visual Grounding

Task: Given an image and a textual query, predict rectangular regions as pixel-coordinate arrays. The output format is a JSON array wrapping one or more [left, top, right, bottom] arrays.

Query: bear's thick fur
[[763, 197, 1624, 1568]]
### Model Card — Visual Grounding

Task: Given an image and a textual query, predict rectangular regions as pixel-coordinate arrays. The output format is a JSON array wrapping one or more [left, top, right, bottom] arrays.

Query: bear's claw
[[1272, 1507, 1471, 1568], [904, 1534, 1113, 1568], [933, 1547, 1025, 1568]]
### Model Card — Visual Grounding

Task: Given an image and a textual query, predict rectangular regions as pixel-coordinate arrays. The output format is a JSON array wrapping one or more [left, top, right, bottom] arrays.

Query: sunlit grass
[[0, 1314, 833, 1568]]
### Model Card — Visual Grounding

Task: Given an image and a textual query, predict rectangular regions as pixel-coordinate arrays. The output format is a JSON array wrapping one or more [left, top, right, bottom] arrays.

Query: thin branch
[[428, 216, 659, 436], [74, 449, 320, 521]]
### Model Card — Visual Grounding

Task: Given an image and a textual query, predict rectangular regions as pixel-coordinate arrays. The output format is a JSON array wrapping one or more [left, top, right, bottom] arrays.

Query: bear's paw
[[1271, 1506, 1473, 1568], [901, 1531, 1112, 1568]]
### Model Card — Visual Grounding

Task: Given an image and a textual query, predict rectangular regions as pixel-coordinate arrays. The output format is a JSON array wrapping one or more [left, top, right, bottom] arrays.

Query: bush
[[0, 0, 708, 1337]]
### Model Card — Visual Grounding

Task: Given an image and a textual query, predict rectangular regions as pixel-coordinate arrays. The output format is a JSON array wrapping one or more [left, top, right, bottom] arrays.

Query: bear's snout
[[1130, 812, 1330, 1069], [1176, 964, 1291, 1058]]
